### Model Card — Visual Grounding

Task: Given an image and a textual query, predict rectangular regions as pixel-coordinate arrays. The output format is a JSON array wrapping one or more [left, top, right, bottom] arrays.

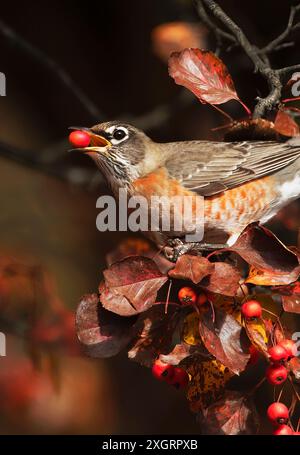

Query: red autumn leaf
[[199, 391, 259, 435], [168, 254, 214, 284], [168, 48, 241, 105], [200, 262, 241, 297], [198, 306, 250, 374], [280, 282, 300, 313], [76, 293, 135, 358], [229, 224, 300, 285], [100, 256, 168, 316], [274, 110, 299, 137], [128, 304, 180, 367]]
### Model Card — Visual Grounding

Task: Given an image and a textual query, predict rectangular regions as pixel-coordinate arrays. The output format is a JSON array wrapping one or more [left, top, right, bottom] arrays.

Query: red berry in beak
[[267, 402, 289, 425], [273, 425, 293, 435], [178, 287, 197, 305], [268, 345, 288, 364], [278, 339, 297, 360], [241, 300, 262, 319], [168, 367, 189, 389], [152, 360, 174, 381], [266, 364, 288, 385], [69, 130, 90, 148]]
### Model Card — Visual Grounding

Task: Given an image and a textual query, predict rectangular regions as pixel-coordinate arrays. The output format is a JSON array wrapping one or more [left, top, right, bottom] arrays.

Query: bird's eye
[[113, 128, 127, 141]]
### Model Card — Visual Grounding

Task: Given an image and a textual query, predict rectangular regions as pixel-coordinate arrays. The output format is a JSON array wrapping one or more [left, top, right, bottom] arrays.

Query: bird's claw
[[163, 239, 191, 262]]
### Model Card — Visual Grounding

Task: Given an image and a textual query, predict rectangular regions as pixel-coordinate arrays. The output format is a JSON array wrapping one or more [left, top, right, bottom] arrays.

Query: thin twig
[[260, 4, 300, 54], [195, 0, 300, 119]]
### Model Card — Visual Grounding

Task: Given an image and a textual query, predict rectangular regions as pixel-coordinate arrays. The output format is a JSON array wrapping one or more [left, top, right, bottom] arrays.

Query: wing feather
[[164, 140, 300, 196]]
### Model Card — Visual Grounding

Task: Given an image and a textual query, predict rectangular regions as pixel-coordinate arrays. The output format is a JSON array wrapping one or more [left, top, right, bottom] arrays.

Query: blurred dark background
[[0, 0, 299, 435]]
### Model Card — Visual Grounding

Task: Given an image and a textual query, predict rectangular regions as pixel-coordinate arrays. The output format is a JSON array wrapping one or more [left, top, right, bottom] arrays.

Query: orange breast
[[131, 168, 278, 230], [205, 176, 277, 226]]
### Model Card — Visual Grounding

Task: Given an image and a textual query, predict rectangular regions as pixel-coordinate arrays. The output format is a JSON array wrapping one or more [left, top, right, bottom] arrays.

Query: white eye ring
[[106, 126, 129, 145]]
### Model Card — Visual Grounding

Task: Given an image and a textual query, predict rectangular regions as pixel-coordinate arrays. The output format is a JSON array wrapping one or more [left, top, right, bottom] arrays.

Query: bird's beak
[[68, 126, 112, 152]]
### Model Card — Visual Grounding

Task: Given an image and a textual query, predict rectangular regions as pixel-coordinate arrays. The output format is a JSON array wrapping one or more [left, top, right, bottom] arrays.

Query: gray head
[[70, 121, 157, 190]]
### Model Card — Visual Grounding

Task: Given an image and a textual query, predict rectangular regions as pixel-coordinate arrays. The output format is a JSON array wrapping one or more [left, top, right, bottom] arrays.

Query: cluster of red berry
[[241, 299, 298, 435], [152, 360, 189, 389]]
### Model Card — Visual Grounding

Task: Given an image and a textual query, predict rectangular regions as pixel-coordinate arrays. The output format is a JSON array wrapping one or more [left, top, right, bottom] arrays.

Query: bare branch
[[278, 64, 300, 76], [195, 0, 300, 118], [260, 4, 300, 55], [193, 0, 235, 54]]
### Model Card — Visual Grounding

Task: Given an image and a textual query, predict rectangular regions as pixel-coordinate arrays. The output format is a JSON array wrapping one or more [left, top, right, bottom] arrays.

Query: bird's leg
[[163, 239, 228, 262]]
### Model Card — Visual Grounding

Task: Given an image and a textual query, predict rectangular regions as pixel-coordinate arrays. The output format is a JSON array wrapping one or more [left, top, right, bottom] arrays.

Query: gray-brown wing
[[164, 140, 300, 196]]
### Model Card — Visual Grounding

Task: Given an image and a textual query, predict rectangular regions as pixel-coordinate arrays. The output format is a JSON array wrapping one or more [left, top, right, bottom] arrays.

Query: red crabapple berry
[[168, 367, 189, 389], [69, 130, 90, 148], [268, 345, 288, 364], [241, 300, 262, 319], [273, 425, 294, 435], [267, 402, 289, 425], [152, 360, 174, 381], [266, 364, 288, 385], [178, 287, 197, 305], [278, 339, 297, 360], [197, 293, 207, 306]]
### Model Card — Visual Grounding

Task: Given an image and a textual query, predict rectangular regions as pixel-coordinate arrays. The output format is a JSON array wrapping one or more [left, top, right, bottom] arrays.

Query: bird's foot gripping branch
[[76, 225, 300, 435]]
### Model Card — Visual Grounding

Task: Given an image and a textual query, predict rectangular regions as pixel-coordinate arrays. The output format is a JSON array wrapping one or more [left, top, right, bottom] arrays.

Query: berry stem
[[209, 103, 233, 121], [276, 384, 285, 402], [282, 96, 300, 103], [164, 279, 172, 315], [237, 98, 252, 116], [262, 308, 284, 339], [289, 377, 300, 402]]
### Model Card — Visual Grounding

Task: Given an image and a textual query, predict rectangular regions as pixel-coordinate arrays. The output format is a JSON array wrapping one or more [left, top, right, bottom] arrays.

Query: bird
[[69, 121, 300, 260]]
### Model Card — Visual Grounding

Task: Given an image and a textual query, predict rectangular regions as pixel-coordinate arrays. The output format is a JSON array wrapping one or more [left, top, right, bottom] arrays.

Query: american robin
[[69, 121, 300, 259]]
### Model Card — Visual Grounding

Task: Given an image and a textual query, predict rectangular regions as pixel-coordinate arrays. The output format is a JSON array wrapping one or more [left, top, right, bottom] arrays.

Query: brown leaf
[[229, 224, 300, 285], [168, 48, 239, 105], [159, 342, 209, 366], [244, 318, 269, 356], [200, 262, 241, 297], [281, 283, 300, 314], [198, 306, 250, 374], [274, 110, 299, 137], [199, 391, 259, 435], [76, 293, 135, 358], [186, 359, 233, 412], [106, 238, 173, 274], [128, 304, 180, 367], [288, 357, 300, 382], [168, 254, 214, 284], [100, 256, 168, 316]]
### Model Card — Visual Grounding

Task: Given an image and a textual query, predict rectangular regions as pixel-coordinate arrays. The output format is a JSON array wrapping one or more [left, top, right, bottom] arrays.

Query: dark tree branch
[[278, 64, 300, 76], [193, 0, 235, 54], [195, 0, 300, 119]]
